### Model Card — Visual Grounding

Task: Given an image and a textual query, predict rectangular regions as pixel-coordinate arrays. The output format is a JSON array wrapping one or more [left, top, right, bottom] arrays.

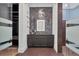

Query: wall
[[64, 4, 79, 44], [63, 9, 70, 20], [28, 3, 53, 7], [0, 17, 12, 50], [64, 4, 79, 46], [29, 3, 53, 35], [66, 19, 79, 45], [53, 3, 63, 52], [63, 5, 79, 20], [30, 7, 52, 35], [19, 3, 60, 53], [0, 4, 12, 50], [19, 3, 29, 53], [0, 4, 9, 20], [65, 4, 79, 54], [19, 3, 53, 53], [53, 3, 58, 52]]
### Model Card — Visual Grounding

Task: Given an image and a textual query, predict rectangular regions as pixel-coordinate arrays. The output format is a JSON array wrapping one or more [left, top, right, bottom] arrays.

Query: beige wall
[[53, 3, 58, 52], [19, 4, 29, 53]]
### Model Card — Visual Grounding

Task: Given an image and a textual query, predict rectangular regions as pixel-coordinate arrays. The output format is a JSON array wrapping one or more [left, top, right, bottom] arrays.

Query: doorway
[[12, 3, 19, 47]]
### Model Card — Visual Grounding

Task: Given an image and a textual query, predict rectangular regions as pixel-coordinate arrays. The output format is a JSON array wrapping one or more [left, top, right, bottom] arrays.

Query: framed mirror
[[37, 20, 45, 31]]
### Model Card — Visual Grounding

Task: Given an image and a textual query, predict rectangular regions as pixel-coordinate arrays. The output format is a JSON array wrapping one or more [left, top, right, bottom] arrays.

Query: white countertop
[[66, 44, 79, 55]]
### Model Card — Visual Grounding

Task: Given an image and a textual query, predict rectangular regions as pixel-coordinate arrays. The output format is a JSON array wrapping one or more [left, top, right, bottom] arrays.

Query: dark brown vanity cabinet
[[27, 35, 54, 48]]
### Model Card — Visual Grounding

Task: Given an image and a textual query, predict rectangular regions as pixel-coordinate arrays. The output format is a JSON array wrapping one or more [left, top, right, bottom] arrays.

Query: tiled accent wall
[[30, 7, 52, 35], [63, 4, 79, 20]]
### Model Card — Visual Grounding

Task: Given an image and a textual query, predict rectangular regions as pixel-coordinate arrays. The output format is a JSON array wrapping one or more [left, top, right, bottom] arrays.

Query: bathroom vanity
[[27, 35, 54, 48]]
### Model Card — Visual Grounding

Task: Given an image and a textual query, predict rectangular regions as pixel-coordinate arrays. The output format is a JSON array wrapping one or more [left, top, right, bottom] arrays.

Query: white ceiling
[[63, 3, 79, 9]]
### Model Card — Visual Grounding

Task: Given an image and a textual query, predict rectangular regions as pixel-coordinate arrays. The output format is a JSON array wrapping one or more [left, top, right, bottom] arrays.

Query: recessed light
[[64, 4, 68, 7]]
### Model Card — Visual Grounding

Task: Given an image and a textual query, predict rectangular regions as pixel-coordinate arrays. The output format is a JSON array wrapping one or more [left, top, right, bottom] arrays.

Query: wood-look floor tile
[[0, 47, 18, 56], [17, 48, 63, 56]]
